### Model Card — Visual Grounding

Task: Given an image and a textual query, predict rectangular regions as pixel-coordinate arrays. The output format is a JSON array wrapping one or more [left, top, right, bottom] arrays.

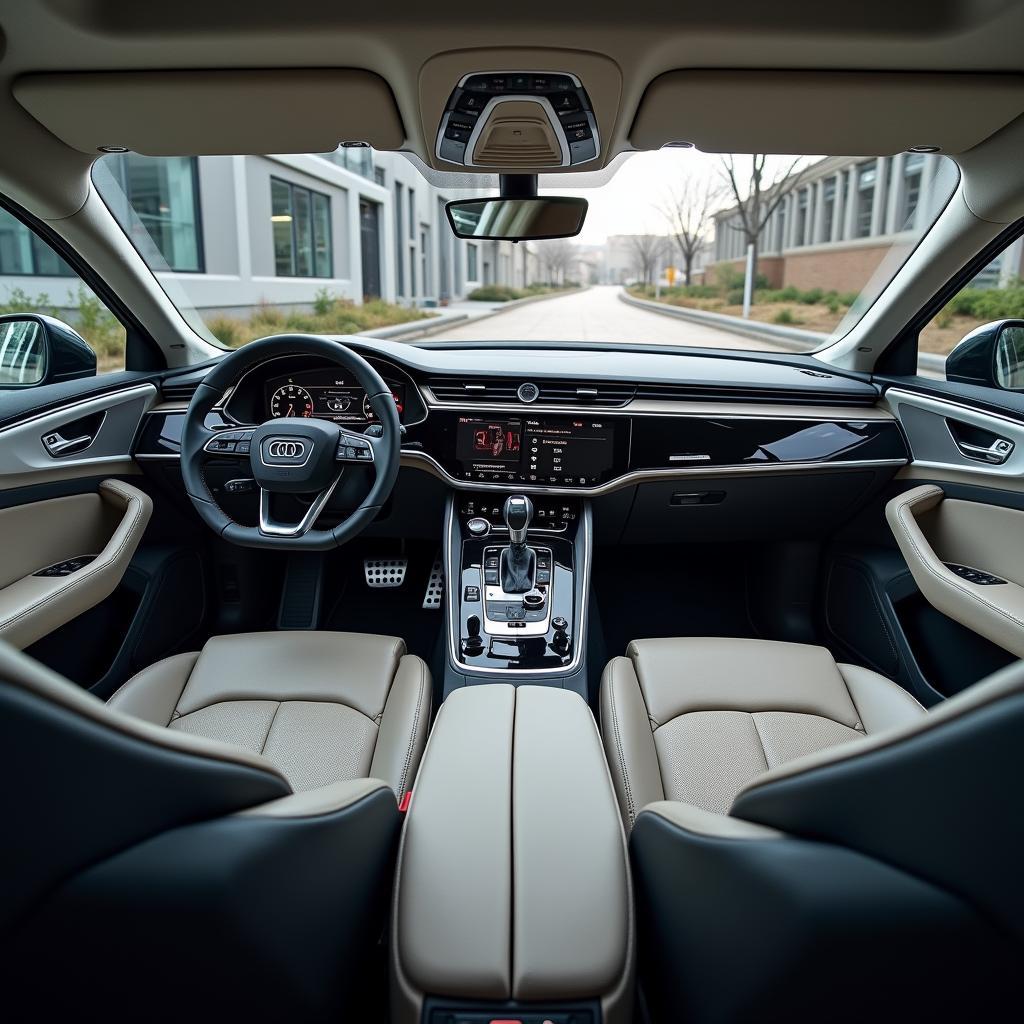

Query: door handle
[[953, 437, 1014, 465], [41, 430, 94, 457]]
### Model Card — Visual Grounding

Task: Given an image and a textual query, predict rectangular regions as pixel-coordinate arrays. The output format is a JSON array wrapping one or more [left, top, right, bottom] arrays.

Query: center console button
[[522, 588, 545, 610], [467, 517, 490, 537]]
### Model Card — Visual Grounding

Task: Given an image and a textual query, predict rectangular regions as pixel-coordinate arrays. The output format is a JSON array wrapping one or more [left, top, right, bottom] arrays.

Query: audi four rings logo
[[267, 440, 305, 460]]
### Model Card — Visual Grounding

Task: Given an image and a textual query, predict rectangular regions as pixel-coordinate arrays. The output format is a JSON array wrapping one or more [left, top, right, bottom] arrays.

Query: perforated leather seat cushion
[[108, 631, 431, 796], [600, 637, 925, 824]]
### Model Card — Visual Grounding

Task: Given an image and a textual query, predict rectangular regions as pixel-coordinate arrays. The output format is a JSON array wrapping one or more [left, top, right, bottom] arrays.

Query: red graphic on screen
[[473, 426, 521, 459]]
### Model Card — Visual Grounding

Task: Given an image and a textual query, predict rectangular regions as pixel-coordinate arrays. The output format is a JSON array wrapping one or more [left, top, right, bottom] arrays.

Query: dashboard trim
[[402, 450, 907, 496]]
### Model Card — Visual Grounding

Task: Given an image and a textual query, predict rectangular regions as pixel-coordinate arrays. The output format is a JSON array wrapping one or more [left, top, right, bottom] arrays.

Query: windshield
[[91, 148, 959, 359]]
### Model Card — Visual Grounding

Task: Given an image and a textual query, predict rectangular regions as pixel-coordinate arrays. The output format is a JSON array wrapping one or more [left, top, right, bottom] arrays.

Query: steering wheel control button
[[224, 478, 256, 494], [204, 428, 254, 455], [335, 434, 374, 463]]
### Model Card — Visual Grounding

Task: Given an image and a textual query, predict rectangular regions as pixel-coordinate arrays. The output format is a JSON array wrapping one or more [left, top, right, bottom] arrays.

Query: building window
[[900, 153, 925, 228], [408, 189, 416, 240], [104, 155, 203, 271], [421, 228, 429, 295], [0, 208, 75, 276], [467, 243, 478, 281], [822, 179, 836, 240], [271, 178, 333, 278], [374, 166, 386, 186], [794, 189, 809, 247], [856, 160, 877, 238], [394, 183, 405, 296]]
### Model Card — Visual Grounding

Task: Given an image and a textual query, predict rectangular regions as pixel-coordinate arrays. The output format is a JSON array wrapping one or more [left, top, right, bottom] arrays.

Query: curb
[[618, 289, 828, 353], [364, 287, 588, 342]]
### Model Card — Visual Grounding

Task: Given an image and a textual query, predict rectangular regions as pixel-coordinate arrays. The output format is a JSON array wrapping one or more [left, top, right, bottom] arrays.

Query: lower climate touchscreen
[[456, 416, 616, 485]]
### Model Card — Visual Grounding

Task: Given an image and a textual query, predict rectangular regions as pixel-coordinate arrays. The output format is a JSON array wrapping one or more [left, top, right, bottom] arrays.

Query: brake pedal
[[364, 558, 407, 588], [422, 556, 444, 610]]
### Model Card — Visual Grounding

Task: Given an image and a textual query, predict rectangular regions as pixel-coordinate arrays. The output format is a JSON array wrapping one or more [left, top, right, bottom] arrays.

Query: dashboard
[[136, 340, 910, 498]]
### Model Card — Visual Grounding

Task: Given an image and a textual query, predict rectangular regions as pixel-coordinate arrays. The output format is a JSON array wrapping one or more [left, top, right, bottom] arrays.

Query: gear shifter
[[500, 494, 536, 593]]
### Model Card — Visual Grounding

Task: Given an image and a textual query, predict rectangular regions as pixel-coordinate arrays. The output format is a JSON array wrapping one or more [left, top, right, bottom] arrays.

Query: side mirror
[[0, 313, 96, 389], [945, 319, 1024, 390]]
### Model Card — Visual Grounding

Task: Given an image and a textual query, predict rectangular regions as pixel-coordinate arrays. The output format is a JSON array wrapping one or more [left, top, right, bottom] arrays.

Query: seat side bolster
[[600, 656, 665, 829], [107, 651, 200, 725], [837, 663, 926, 734], [238, 777, 392, 818], [638, 800, 782, 841], [369, 654, 432, 796]]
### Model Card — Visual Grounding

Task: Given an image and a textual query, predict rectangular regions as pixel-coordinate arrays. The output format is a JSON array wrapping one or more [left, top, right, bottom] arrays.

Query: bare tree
[[626, 235, 668, 286], [660, 179, 723, 286], [536, 238, 575, 285], [718, 155, 805, 287]]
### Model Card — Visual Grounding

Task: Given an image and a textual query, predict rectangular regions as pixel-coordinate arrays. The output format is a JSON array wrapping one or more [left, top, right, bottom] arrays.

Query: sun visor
[[12, 69, 405, 156], [630, 71, 1024, 156]]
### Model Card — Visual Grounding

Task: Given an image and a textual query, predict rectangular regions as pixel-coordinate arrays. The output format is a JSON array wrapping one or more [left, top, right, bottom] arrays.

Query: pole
[[743, 243, 754, 319]]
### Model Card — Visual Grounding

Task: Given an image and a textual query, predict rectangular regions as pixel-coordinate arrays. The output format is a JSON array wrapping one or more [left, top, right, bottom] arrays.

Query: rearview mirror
[[445, 196, 587, 241], [0, 313, 96, 389], [946, 318, 1024, 390]]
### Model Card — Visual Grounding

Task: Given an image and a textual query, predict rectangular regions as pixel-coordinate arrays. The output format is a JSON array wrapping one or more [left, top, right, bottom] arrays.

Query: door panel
[[0, 382, 155, 490], [886, 388, 1024, 487]]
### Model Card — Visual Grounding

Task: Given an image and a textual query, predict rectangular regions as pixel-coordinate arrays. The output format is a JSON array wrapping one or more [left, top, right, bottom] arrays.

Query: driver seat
[[0, 630, 431, 1021], [107, 630, 431, 797]]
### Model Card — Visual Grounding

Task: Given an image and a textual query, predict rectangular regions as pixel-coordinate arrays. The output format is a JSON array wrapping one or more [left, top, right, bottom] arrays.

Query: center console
[[391, 685, 633, 1024], [444, 489, 590, 694]]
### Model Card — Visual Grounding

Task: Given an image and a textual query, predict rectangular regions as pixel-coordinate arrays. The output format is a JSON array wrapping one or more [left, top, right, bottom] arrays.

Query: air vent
[[161, 378, 201, 401], [636, 383, 873, 407], [429, 377, 635, 407]]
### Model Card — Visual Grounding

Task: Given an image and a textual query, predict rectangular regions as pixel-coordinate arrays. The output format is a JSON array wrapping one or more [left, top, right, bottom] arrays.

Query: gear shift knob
[[503, 494, 533, 546]]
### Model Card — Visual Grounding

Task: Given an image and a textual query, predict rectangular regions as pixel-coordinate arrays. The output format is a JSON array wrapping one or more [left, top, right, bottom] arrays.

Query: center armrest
[[392, 684, 633, 1024]]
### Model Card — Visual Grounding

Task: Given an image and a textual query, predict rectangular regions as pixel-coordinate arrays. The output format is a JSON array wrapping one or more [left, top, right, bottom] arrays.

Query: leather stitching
[[606, 673, 636, 827], [0, 481, 147, 633], [397, 658, 427, 796], [896, 486, 1024, 633]]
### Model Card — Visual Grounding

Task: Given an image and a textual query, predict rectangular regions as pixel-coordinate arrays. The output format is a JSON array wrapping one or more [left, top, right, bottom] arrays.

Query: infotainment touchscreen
[[455, 415, 618, 486]]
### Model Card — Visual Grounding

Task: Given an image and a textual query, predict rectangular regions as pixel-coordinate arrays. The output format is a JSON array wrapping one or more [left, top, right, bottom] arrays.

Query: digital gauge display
[[264, 369, 405, 425]]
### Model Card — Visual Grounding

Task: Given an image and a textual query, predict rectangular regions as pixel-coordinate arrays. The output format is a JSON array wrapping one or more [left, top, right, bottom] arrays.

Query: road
[[434, 285, 784, 350]]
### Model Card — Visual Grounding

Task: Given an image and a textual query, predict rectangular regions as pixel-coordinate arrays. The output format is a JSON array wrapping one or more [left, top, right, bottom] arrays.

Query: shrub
[[313, 287, 334, 317], [773, 308, 803, 325], [798, 287, 824, 305], [205, 316, 243, 347], [935, 307, 955, 329], [725, 287, 745, 306], [825, 295, 841, 314], [69, 286, 125, 358], [468, 285, 523, 302]]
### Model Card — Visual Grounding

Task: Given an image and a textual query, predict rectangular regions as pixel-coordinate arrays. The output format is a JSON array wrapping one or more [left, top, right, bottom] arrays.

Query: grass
[[467, 283, 579, 302], [203, 295, 433, 349], [630, 278, 1024, 356]]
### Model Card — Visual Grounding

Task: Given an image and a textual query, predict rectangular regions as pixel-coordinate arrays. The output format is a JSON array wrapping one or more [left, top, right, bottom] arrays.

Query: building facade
[[0, 149, 529, 318], [711, 154, 1024, 292]]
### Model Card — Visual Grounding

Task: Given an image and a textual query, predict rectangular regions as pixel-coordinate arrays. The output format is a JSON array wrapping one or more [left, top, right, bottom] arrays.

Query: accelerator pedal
[[364, 558, 407, 589], [422, 555, 445, 610]]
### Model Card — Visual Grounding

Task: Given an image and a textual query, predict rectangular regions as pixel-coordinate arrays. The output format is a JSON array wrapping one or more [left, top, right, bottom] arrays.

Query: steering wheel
[[180, 335, 401, 550]]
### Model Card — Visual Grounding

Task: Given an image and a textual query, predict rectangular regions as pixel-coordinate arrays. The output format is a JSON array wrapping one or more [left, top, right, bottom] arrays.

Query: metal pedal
[[422, 556, 445, 610], [364, 558, 407, 588]]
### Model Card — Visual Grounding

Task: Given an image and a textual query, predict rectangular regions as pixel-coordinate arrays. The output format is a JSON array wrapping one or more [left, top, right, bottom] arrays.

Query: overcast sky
[[543, 149, 815, 245]]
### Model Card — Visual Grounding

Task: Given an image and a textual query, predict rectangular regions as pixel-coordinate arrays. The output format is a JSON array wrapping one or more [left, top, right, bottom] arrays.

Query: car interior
[[2, 3, 1024, 1022]]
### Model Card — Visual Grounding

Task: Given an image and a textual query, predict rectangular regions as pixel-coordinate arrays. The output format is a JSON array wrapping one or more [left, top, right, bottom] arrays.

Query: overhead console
[[436, 71, 600, 168]]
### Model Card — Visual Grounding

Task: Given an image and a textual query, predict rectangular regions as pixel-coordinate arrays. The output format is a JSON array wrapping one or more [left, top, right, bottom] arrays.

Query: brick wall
[[781, 244, 890, 292], [706, 256, 785, 289]]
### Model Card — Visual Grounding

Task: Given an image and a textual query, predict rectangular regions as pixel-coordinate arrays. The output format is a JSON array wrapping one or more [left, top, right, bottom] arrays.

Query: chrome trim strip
[[445, 497, 590, 678], [421, 388, 892, 421]]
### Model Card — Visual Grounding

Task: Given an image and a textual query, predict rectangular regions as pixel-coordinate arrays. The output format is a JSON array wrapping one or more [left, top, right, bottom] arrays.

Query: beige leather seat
[[1, 630, 431, 1020], [600, 636, 925, 827], [108, 630, 431, 797], [602, 638, 1024, 1022]]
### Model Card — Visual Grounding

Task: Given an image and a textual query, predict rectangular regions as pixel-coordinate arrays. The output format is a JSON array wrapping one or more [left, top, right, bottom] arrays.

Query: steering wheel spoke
[[259, 470, 345, 538]]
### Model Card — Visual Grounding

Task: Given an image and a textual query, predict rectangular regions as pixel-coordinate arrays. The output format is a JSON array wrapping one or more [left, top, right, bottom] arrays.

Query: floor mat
[[592, 543, 758, 662], [322, 542, 443, 666]]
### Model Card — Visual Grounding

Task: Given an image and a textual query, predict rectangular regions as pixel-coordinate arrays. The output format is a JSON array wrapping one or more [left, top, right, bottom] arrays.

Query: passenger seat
[[600, 636, 925, 828]]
